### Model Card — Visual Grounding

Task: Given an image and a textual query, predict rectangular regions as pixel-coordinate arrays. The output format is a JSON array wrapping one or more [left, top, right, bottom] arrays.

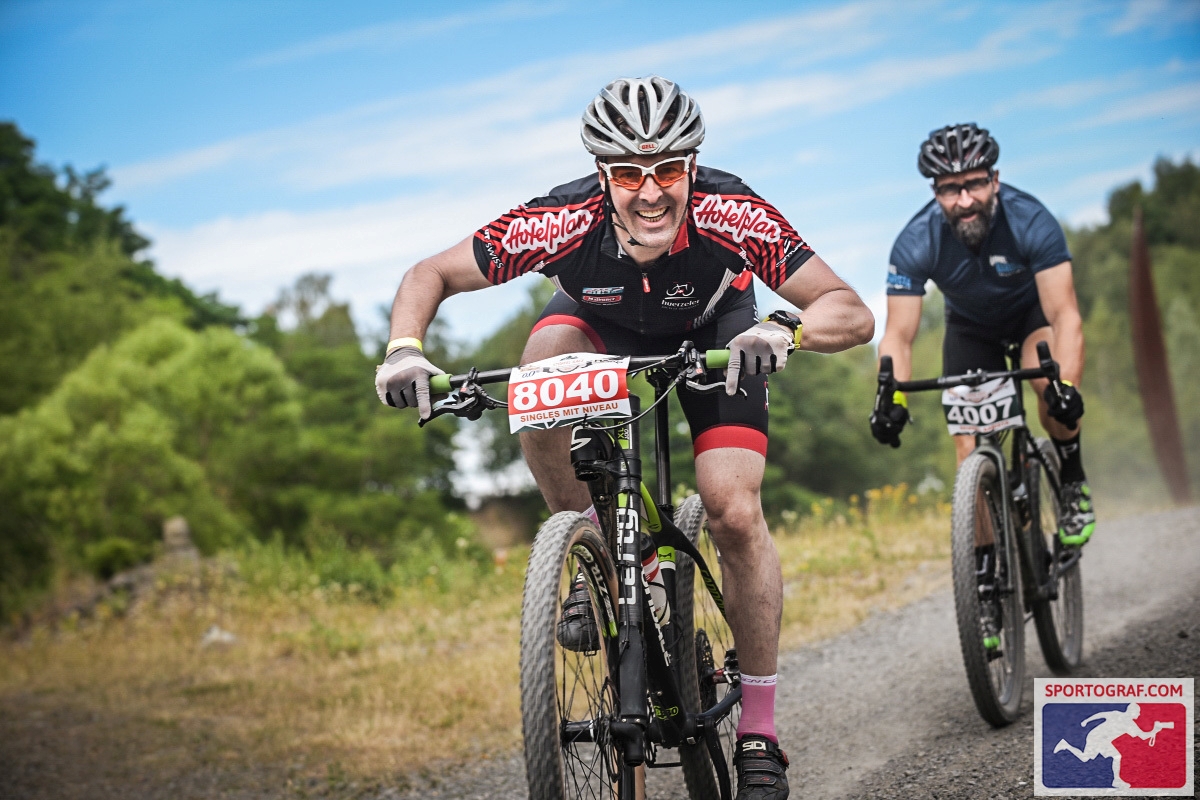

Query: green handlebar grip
[[705, 349, 730, 369], [430, 375, 451, 393]]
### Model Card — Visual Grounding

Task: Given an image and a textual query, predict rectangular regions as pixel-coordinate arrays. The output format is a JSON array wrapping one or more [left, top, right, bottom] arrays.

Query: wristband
[[386, 337, 423, 356], [1060, 380, 1073, 387], [763, 311, 803, 348], [892, 390, 907, 408]]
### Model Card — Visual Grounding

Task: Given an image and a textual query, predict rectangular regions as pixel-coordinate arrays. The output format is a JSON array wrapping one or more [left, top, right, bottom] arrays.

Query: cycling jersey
[[473, 167, 815, 338], [886, 183, 1071, 327]]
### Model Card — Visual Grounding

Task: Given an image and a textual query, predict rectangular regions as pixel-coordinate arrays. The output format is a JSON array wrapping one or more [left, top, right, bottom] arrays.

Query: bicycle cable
[[582, 371, 686, 432]]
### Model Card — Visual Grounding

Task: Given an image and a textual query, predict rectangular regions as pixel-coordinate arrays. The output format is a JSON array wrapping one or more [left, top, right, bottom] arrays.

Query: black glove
[[1043, 381, 1084, 430], [870, 392, 910, 448]]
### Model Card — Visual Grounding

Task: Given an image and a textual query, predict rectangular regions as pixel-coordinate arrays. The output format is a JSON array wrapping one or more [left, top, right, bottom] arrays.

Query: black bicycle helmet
[[917, 123, 999, 178]]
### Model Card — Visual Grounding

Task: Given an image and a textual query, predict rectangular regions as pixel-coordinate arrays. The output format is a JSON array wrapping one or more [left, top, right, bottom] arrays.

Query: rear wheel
[[1027, 438, 1084, 674], [671, 494, 739, 800], [520, 512, 629, 799], [951, 452, 1025, 727]]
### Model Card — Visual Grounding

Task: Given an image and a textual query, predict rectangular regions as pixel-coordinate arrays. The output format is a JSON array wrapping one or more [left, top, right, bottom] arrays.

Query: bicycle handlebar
[[876, 341, 1060, 395], [429, 349, 731, 394]]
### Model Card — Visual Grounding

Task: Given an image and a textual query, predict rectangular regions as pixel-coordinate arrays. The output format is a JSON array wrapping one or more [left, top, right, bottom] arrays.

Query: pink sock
[[583, 505, 600, 525], [736, 673, 778, 743]]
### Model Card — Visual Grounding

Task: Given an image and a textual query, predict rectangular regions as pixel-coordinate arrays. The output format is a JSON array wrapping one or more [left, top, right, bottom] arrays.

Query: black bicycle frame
[[428, 349, 740, 799], [568, 362, 738, 799]]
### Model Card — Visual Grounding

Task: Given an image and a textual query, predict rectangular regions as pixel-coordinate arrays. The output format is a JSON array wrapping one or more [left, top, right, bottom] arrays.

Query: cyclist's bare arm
[[387, 236, 491, 342], [774, 254, 875, 352], [1034, 262, 1084, 385], [878, 295, 923, 382]]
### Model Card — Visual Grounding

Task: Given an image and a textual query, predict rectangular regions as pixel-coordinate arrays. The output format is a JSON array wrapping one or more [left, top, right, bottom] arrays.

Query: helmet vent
[[580, 75, 706, 157]]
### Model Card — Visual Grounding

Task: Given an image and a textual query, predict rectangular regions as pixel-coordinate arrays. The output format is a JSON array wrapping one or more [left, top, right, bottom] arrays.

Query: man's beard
[[948, 196, 996, 250]]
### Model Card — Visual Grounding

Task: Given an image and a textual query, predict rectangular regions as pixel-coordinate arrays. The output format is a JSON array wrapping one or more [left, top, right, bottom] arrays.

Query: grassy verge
[[0, 487, 950, 790]]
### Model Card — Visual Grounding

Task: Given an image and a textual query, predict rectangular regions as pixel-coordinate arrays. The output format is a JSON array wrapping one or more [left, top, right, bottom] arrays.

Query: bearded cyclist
[[376, 76, 874, 799], [873, 123, 1094, 546]]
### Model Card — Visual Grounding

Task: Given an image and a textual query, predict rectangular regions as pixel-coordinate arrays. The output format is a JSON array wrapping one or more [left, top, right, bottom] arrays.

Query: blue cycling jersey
[[886, 183, 1071, 326]]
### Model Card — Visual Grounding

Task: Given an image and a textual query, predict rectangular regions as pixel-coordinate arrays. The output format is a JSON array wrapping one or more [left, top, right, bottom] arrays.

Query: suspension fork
[[973, 437, 1018, 597]]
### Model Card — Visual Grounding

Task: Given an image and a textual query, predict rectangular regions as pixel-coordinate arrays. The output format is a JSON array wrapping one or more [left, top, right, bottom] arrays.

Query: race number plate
[[942, 376, 1024, 436], [508, 353, 631, 434]]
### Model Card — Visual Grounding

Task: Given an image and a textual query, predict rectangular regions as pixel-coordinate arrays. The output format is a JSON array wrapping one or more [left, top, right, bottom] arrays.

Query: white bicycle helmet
[[581, 76, 705, 157]]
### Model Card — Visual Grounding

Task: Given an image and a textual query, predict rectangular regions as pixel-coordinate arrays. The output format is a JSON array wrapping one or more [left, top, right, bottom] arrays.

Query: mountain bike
[[873, 341, 1084, 727], [426, 342, 742, 800]]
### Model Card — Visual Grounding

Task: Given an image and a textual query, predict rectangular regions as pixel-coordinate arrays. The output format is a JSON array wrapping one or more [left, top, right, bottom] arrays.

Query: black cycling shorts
[[533, 290, 769, 457], [942, 303, 1050, 376]]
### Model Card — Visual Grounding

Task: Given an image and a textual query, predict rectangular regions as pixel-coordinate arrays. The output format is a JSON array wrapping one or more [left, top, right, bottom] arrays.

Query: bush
[[84, 537, 146, 580]]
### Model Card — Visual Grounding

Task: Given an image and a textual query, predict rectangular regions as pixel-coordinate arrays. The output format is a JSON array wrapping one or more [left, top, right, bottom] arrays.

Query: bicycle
[[873, 340, 1084, 727], [426, 342, 744, 800]]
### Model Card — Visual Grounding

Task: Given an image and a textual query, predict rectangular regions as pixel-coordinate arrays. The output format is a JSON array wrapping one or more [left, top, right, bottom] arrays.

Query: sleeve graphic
[[692, 192, 813, 290], [474, 197, 602, 284]]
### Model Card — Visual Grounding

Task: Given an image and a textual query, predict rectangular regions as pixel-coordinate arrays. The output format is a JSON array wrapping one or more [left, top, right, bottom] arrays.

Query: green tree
[[0, 123, 240, 415], [250, 274, 464, 554]]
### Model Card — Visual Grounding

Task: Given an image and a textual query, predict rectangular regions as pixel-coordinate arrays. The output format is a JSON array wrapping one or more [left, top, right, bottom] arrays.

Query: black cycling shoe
[[733, 734, 790, 799], [556, 571, 599, 653]]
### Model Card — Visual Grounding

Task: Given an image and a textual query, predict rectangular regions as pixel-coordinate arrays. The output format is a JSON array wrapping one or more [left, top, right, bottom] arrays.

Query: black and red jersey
[[472, 167, 815, 337]]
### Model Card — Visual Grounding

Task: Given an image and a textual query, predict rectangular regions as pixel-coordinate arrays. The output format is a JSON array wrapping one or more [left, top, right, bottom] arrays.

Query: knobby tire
[[671, 494, 739, 800], [951, 451, 1025, 727], [1027, 438, 1084, 674], [521, 512, 628, 800]]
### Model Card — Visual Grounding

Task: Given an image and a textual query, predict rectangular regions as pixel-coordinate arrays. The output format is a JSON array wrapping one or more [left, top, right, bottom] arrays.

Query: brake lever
[[684, 378, 736, 395], [418, 369, 506, 426]]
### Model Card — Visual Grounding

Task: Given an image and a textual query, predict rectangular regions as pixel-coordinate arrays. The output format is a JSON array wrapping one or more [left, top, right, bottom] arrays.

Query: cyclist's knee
[[521, 323, 596, 363], [703, 491, 766, 546], [954, 434, 975, 465]]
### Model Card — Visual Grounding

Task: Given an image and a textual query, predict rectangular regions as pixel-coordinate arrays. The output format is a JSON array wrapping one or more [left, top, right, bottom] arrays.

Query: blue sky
[[3, 0, 1199, 343]]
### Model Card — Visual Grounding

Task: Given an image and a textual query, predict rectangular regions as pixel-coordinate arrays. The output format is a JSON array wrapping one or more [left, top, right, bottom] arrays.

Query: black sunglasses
[[933, 173, 994, 199]]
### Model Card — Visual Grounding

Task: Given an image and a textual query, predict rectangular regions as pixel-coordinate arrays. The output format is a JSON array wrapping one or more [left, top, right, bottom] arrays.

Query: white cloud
[[989, 74, 1141, 117], [1108, 0, 1200, 35], [239, 2, 569, 69], [1069, 80, 1200, 128], [1067, 202, 1109, 228]]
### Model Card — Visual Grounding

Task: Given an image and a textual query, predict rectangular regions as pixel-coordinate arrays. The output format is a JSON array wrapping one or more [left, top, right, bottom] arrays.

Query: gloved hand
[[725, 321, 794, 396], [1043, 381, 1084, 430], [870, 391, 909, 448], [375, 346, 445, 418]]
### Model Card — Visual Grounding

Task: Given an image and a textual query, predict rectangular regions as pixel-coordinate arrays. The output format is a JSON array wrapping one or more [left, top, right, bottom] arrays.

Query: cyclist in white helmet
[[377, 76, 874, 799]]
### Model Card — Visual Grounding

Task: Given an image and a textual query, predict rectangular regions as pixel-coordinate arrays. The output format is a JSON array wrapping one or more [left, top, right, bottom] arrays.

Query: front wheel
[[520, 512, 629, 800], [951, 451, 1025, 727], [671, 494, 739, 800], [1027, 438, 1084, 674]]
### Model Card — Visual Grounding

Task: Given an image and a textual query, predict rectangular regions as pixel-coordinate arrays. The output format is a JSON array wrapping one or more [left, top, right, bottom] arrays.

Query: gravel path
[[4, 508, 1196, 799]]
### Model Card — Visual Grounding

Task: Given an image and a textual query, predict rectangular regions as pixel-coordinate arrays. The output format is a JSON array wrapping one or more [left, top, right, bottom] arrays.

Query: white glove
[[375, 346, 445, 418], [725, 322, 794, 396]]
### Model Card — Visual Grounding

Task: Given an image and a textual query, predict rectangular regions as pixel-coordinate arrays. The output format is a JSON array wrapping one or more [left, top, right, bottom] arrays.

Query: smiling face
[[599, 151, 696, 263]]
